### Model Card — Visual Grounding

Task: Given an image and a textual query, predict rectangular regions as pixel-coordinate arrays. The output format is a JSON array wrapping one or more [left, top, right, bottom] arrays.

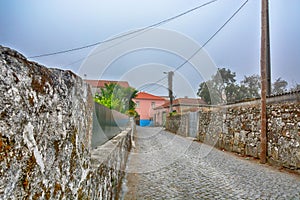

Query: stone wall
[[165, 114, 189, 137], [90, 127, 132, 199], [0, 46, 133, 199], [166, 96, 300, 172]]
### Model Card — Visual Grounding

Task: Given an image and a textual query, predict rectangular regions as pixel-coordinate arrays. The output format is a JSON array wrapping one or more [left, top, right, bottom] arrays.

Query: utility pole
[[260, 0, 270, 164], [265, 0, 271, 96], [168, 71, 174, 113]]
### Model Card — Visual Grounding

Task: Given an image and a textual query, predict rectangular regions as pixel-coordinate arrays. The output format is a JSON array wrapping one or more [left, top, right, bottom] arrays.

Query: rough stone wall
[[90, 128, 132, 199], [197, 107, 225, 147], [0, 46, 133, 199], [166, 99, 300, 172], [267, 102, 300, 169], [165, 114, 189, 137], [0, 46, 94, 199]]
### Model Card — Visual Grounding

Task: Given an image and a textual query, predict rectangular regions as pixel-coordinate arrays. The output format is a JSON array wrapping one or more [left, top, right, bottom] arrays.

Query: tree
[[118, 86, 139, 114], [272, 77, 288, 94], [290, 83, 300, 92], [197, 68, 292, 104], [197, 81, 212, 104], [239, 74, 261, 99], [94, 83, 138, 116], [226, 83, 241, 103], [197, 68, 238, 104], [94, 83, 119, 109]]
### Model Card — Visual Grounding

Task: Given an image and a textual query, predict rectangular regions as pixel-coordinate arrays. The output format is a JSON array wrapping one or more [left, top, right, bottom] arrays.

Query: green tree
[[239, 74, 261, 99], [94, 83, 138, 115], [197, 81, 212, 104], [272, 77, 288, 94], [94, 83, 119, 109], [197, 68, 292, 104], [197, 68, 237, 104]]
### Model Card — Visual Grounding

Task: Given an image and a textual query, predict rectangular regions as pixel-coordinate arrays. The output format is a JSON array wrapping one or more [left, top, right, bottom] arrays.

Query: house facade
[[153, 98, 207, 126], [133, 92, 166, 126]]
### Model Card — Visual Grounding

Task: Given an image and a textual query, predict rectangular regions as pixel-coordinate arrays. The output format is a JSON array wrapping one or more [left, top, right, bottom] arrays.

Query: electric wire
[[28, 0, 218, 59], [141, 0, 249, 93], [143, 79, 169, 93]]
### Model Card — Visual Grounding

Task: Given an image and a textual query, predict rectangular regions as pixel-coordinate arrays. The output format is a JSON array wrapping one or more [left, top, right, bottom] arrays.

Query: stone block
[[246, 144, 258, 158], [271, 147, 279, 160], [232, 145, 241, 154], [296, 151, 300, 168]]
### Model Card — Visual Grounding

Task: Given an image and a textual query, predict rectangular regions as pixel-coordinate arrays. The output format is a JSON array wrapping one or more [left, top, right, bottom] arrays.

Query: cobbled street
[[121, 126, 300, 200]]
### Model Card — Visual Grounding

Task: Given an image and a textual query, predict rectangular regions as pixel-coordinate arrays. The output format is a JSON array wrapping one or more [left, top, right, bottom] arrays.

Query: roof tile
[[135, 92, 166, 100], [84, 80, 130, 88]]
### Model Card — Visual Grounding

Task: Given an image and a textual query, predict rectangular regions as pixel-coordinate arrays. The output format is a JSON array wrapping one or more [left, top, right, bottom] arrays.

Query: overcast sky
[[1, 0, 300, 97]]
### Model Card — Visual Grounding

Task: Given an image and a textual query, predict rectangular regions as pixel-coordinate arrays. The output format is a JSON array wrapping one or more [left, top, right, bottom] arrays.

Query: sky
[[1, 0, 300, 97]]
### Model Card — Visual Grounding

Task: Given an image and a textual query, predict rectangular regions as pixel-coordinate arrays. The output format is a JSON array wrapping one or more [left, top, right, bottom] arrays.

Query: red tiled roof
[[155, 98, 206, 109], [84, 80, 130, 88], [174, 98, 207, 105], [134, 92, 166, 101]]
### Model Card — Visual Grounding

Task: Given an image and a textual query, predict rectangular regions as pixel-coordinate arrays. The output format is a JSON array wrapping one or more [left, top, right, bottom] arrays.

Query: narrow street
[[121, 126, 300, 200]]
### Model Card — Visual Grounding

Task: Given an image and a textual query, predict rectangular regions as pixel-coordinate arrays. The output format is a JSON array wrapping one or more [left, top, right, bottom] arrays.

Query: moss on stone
[[31, 76, 46, 95], [53, 182, 62, 196], [28, 96, 34, 107], [69, 127, 78, 181], [53, 140, 60, 159], [0, 110, 8, 119], [77, 187, 88, 200], [32, 192, 42, 200]]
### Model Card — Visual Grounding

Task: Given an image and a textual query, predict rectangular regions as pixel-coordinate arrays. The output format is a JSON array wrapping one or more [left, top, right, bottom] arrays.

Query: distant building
[[133, 92, 166, 126], [84, 79, 130, 95], [153, 97, 207, 126]]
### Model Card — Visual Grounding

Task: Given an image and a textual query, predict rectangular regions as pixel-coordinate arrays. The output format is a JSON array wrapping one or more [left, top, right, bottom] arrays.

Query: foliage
[[197, 68, 237, 104], [197, 67, 291, 105], [197, 81, 212, 104], [168, 110, 178, 117], [94, 83, 138, 116], [272, 77, 288, 94], [239, 74, 261, 99]]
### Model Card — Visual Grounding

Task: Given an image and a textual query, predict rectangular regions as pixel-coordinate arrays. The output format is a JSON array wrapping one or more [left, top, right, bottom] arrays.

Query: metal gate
[[188, 112, 198, 138], [92, 103, 129, 148]]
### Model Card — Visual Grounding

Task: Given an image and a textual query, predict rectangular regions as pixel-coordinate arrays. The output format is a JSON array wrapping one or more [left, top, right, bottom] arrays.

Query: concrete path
[[120, 127, 300, 199]]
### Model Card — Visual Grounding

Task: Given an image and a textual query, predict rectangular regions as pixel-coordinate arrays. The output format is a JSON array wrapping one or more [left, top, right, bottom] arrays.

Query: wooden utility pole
[[265, 1, 271, 96], [168, 71, 174, 113], [260, 0, 270, 164]]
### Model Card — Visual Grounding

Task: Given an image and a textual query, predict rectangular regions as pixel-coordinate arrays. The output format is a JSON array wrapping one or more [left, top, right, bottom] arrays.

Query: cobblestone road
[[120, 127, 300, 200]]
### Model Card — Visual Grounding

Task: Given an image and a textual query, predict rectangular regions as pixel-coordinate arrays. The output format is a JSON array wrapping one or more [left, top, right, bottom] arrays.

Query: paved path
[[121, 127, 300, 199]]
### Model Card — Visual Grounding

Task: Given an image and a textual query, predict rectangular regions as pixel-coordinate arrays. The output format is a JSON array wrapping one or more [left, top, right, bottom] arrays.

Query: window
[[136, 101, 140, 108], [151, 102, 156, 108]]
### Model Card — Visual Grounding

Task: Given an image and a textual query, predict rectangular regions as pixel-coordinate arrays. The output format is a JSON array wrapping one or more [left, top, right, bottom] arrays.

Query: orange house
[[133, 92, 166, 126]]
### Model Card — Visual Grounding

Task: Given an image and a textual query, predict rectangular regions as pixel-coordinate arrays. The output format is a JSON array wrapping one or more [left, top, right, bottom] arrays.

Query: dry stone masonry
[[166, 95, 300, 173], [0, 46, 132, 199]]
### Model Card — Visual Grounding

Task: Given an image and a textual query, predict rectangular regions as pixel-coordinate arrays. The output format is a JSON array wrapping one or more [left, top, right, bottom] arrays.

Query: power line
[[141, 79, 168, 93], [144, 79, 169, 93], [142, 0, 249, 93], [174, 0, 248, 73], [139, 75, 168, 91], [28, 0, 218, 59], [62, 24, 168, 68]]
